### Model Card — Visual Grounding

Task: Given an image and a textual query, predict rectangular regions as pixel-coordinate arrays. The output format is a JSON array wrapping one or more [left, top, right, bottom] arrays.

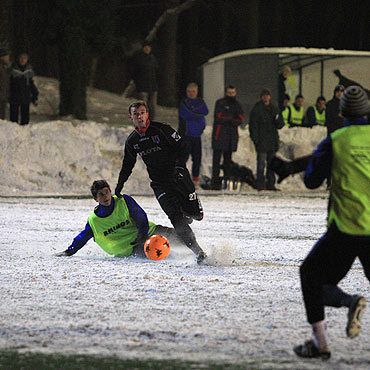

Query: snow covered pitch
[[1, 193, 369, 369]]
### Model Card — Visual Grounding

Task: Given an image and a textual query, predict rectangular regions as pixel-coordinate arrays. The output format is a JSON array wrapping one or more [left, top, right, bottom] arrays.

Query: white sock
[[312, 319, 329, 350]]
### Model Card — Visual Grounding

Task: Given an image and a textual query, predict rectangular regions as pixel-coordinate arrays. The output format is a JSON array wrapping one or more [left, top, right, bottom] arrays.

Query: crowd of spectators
[[177, 64, 360, 192]]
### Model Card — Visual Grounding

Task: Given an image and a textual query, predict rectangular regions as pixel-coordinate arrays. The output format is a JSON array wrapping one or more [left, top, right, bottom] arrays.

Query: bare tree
[[245, 0, 259, 48], [145, 0, 201, 43], [124, 0, 203, 106], [0, 0, 12, 48]]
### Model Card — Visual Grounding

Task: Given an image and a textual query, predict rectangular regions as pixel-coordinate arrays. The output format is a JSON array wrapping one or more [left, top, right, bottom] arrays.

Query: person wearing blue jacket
[[294, 86, 370, 360], [178, 82, 209, 187], [56, 180, 176, 258]]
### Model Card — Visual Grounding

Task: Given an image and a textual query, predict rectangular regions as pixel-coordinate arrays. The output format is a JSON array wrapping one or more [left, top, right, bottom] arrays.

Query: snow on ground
[[2, 77, 366, 368], [0, 194, 369, 369]]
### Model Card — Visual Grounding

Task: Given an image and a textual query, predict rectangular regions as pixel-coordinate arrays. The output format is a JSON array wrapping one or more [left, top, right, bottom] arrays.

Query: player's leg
[[323, 284, 354, 308], [153, 225, 181, 244], [174, 166, 203, 221], [191, 137, 202, 187], [322, 284, 366, 338], [294, 225, 356, 359], [346, 238, 370, 339], [152, 184, 206, 263]]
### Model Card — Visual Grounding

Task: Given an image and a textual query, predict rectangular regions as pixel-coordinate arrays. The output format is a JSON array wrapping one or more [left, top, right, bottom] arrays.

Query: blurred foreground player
[[115, 102, 206, 264], [294, 86, 370, 359], [56, 180, 177, 258]]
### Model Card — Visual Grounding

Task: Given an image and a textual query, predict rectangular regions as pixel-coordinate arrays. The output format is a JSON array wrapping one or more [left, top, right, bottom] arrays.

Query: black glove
[[115, 183, 123, 198], [55, 249, 74, 257], [130, 232, 148, 247]]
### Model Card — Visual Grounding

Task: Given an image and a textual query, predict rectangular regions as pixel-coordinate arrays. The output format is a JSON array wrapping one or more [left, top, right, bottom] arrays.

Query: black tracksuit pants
[[151, 180, 204, 257], [184, 136, 202, 179], [300, 223, 370, 324], [212, 149, 232, 181]]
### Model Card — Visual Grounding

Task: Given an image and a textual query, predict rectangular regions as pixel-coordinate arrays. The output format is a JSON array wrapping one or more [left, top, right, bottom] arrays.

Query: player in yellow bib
[[56, 180, 176, 258], [294, 86, 370, 360]]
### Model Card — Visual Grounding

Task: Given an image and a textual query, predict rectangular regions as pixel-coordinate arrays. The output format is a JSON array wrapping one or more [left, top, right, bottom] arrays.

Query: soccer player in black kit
[[115, 101, 207, 264]]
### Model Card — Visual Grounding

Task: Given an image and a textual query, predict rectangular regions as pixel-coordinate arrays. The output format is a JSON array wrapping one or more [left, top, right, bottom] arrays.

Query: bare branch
[[145, 0, 201, 43]]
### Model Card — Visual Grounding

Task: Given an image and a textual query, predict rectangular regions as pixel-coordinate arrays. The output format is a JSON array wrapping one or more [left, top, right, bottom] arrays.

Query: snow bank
[[0, 119, 327, 196], [0, 76, 327, 196]]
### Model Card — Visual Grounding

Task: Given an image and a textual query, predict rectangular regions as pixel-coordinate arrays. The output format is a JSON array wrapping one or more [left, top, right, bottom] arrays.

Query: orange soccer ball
[[144, 235, 170, 261]]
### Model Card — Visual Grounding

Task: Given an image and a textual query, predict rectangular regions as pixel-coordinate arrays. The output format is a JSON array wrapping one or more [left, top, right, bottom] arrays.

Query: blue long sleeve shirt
[[67, 194, 150, 255]]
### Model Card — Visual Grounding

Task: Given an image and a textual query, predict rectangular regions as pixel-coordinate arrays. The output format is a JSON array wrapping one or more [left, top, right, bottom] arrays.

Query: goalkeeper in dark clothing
[[115, 102, 206, 264]]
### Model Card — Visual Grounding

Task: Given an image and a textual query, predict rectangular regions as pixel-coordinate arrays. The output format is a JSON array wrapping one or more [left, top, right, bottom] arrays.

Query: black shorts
[[151, 167, 203, 221]]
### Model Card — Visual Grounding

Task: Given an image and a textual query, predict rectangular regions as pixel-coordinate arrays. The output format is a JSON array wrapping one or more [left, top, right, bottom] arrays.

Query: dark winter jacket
[[130, 51, 158, 93], [249, 101, 284, 153], [212, 96, 243, 152], [325, 96, 344, 134], [178, 97, 208, 137], [116, 120, 188, 188], [0, 60, 10, 102], [9, 62, 38, 104]]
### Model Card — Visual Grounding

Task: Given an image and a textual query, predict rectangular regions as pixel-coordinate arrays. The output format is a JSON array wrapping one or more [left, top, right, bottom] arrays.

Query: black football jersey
[[117, 121, 188, 184]]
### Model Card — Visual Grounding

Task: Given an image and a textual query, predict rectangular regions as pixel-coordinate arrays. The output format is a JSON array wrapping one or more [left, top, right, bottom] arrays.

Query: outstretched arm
[[56, 222, 93, 256], [115, 142, 137, 197]]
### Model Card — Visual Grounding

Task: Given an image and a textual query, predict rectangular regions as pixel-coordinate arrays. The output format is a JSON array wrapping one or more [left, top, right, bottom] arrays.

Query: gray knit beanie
[[340, 86, 370, 118]]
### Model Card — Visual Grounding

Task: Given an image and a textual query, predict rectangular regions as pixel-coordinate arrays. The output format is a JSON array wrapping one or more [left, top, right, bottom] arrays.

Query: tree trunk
[[157, 0, 179, 107], [270, 1, 282, 46], [0, 0, 12, 49], [244, 0, 259, 48], [179, 3, 201, 93], [58, 35, 89, 120]]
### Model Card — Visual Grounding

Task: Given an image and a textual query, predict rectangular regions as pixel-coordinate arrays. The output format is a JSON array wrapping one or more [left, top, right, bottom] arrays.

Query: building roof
[[205, 47, 370, 71]]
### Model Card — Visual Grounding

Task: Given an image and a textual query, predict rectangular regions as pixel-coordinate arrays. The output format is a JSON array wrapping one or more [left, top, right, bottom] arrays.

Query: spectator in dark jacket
[[278, 65, 291, 110], [0, 47, 10, 120], [9, 53, 38, 126], [249, 89, 284, 191], [325, 85, 344, 135], [130, 42, 158, 119], [178, 82, 208, 188], [211, 85, 243, 189]]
